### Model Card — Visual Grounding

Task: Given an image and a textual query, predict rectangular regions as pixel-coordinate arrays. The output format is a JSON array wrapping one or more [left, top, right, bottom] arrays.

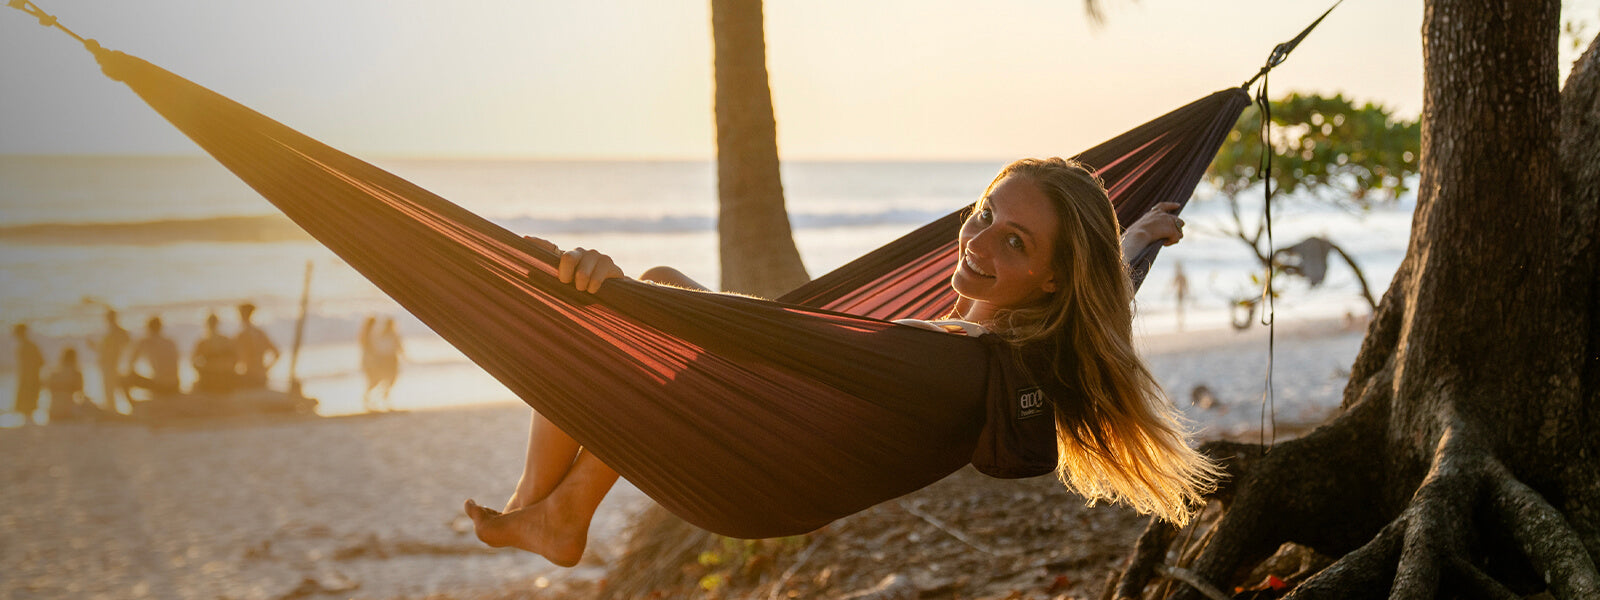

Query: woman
[[466, 158, 1212, 567]]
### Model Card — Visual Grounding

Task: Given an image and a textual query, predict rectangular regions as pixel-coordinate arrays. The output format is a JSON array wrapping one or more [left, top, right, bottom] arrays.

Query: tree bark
[[711, 0, 808, 297], [1116, 1, 1600, 598]]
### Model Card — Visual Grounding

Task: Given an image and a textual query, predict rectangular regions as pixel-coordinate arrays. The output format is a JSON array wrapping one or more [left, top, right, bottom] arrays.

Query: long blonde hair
[[979, 157, 1218, 526]]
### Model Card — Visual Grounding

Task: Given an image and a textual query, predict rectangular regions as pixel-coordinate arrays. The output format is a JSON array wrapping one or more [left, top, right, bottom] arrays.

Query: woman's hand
[[1122, 202, 1186, 259], [524, 236, 626, 293]]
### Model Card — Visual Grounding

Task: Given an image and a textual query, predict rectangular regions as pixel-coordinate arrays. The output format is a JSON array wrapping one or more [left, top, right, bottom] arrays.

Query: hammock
[[82, 45, 1248, 538]]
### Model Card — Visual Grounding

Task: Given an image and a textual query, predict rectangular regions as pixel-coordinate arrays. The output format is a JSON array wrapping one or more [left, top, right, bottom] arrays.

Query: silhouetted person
[[192, 313, 237, 395], [363, 317, 402, 411], [234, 303, 278, 390], [359, 316, 379, 411], [124, 317, 180, 399], [47, 347, 89, 423], [94, 309, 130, 412], [1172, 260, 1190, 332], [13, 323, 45, 425]]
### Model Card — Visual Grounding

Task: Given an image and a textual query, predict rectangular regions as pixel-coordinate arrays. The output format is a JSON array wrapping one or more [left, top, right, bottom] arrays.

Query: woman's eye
[[978, 208, 993, 223], [1006, 234, 1025, 250]]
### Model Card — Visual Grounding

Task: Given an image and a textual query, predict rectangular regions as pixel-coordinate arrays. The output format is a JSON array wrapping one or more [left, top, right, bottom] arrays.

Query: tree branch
[[1155, 564, 1231, 600], [895, 500, 1002, 556], [1325, 241, 1379, 310], [1112, 517, 1178, 599]]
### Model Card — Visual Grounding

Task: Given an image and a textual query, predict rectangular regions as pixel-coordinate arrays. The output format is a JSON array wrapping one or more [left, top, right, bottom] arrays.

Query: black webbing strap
[[1242, 0, 1344, 90], [1240, 0, 1344, 448]]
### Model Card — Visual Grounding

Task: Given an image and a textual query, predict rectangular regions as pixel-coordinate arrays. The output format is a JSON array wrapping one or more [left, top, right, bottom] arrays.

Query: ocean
[[0, 155, 1413, 418]]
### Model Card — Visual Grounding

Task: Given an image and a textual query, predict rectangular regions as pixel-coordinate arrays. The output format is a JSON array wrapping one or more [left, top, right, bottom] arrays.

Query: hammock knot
[[1266, 41, 1293, 69]]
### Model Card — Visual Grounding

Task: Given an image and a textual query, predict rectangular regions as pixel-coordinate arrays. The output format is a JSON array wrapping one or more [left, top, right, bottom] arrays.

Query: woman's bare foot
[[463, 498, 589, 567]]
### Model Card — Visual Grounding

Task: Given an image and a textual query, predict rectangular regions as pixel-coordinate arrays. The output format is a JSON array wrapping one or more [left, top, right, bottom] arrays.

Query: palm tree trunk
[[711, 0, 808, 297]]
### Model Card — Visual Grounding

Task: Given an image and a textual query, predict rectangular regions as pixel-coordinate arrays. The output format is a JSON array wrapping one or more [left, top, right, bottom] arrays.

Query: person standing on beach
[[191, 313, 237, 395], [46, 347, 88, 423], [123, 316, 180, 399], [94, 309, 130, 411], [362, 317, 402, 411], [234, 303, 279, 390], [1172, 260, 1189, 332], [359, 316, 379, 411], [12, 324, 45, 426]]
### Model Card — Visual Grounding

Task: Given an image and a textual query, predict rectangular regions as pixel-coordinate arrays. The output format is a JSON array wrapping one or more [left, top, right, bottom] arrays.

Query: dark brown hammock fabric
[[87, 46, 1247, 538]]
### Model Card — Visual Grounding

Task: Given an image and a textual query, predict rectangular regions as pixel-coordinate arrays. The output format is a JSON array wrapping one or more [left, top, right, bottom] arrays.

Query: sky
[[0, 1, 1591, 160]]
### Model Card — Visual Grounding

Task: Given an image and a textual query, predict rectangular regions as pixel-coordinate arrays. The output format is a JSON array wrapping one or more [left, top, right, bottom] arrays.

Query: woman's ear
[[1041, 278, 1058, 294]]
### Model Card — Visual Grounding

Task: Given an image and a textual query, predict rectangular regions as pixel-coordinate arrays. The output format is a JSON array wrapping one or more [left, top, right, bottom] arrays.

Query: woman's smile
[[961, 252, 996, 278]]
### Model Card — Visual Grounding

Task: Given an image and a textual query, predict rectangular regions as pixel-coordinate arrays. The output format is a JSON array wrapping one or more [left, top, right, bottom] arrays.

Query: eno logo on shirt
[[1016, 387, 1047, 420]]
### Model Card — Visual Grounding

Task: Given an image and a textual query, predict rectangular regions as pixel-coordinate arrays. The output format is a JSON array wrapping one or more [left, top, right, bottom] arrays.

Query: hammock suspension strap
[[1240, 1, 1348, 447], [1241, 0, 1344, 89]]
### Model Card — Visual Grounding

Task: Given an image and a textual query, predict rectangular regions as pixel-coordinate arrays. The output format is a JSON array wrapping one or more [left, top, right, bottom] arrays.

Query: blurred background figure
[[359, 316, 377, 410], [12, 323, 45, 426], [94, 309, 130, 412], [191, 313, 237, 395], [361, 316, 403, 412], [46, 347, 89, 423], [1172, 260, 1190, 332], [124, 316, 180, 399], [234, 302, 279, 390]]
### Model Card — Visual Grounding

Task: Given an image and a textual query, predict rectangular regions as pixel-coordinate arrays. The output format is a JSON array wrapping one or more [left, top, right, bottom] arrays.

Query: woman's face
[[952, 175, 1061, 310]]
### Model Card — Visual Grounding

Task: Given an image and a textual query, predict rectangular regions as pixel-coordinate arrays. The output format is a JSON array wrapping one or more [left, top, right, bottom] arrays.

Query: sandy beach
[[0, 406, 653, 600], [0, 317, 1366, 600]]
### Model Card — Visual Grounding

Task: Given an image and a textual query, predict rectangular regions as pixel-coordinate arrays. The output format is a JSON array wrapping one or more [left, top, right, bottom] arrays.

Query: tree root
[[1486, 461, 1600, 598], [1116, 411, 1600, 599], [1285, 520, 1402, 599], [1446, 555, 1518, 600]]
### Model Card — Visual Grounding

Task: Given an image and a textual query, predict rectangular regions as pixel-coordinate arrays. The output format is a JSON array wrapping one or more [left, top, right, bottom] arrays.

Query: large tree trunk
[[711, 0, 808, 297], [1115, 2, 1600, 598]]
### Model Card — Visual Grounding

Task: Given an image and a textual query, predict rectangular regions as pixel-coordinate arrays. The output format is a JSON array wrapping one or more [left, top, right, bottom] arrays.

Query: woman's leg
[[500, 264, 706, 510], [637, 266, 710, 292], [465, 266, 705, 565], [465, 451, 619, 567], [505, 410, 581, 510]]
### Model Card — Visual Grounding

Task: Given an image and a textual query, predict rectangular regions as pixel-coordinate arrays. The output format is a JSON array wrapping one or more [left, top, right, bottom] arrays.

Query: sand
[[0, 406, 652, 600], [0, 317, 1366, 600]]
